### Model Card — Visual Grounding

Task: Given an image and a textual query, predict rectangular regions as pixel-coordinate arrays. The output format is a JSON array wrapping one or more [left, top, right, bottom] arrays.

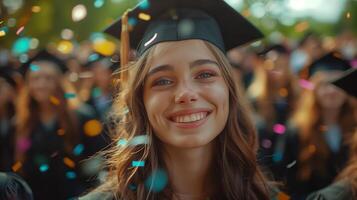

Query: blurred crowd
[[0, 28, 357, 200]]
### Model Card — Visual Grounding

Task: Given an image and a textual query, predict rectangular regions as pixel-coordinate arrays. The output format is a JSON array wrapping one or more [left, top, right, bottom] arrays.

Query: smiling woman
[[79, 0, 275, 199]]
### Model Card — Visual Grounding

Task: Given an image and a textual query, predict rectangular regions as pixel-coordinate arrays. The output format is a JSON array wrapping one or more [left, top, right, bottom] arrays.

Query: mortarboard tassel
[[120, 10, 130, 83]]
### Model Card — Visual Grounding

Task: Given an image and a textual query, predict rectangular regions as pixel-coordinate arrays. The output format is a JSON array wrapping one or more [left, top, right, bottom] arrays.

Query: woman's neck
[[162, 142, 215, 199]]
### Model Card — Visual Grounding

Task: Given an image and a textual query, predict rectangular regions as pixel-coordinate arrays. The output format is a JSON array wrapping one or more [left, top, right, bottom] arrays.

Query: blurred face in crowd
[[315, 71, 347, 110], [266, 53, 290, 87], [91, 63, 112, 90], [0, 79, 16, 107], [143, 40, 229, 149], [28, 61, 61, 104]]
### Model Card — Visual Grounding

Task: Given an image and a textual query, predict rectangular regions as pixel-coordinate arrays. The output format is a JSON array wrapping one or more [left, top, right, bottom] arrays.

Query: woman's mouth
[[168, 111, 212, 129]]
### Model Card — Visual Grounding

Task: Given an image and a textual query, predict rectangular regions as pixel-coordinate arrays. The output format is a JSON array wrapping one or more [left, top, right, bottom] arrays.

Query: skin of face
[[315, 71, 347, 110], [143, 40, 229, 149], [28, 61, 61, 104]]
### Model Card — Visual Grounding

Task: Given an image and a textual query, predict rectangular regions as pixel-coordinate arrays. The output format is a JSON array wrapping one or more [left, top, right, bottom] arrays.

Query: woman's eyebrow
[[147, 64, 174, 78], [189, 59, 219, 69]]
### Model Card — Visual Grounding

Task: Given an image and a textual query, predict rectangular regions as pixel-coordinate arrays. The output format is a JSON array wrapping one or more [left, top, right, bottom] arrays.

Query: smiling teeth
[[173, 112, 207, 123]]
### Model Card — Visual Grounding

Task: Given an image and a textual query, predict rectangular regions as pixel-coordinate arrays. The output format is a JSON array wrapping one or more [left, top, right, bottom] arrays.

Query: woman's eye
[[153, 79, 173, 86], [196, 72, 216, 79]]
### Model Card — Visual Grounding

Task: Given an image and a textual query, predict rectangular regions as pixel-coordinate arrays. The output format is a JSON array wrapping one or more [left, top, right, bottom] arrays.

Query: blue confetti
[[117, 139, 128, 147], [92, 87, 102, 98], [132, 161, 145, 167], [30, 64, 40, 72], [129, 135, 149, 146], [12, 37, 31, 55], [139, 0, 150, 10], [94, 0, 105, 8], [128, 17, 138, 26], [273, 151, 283, 163], [64, 93, 76, 99], [88, 53, 99, 62], [144, 168, 168, 192], [39, 164, 49, 172], [66, 171, 77, 179], [73, 144, 84, 156]]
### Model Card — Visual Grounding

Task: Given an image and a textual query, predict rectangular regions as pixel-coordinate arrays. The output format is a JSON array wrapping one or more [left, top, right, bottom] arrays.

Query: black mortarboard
[[20, 49, 67, 75], [331, 68, 357, 98], [307, 51, 351, 78], [0, 65, 17, 87], [84, 53, 119, 71], [0, 172, 33, 200], [104, 0, 263, 56], [257, 44, 290, 57]]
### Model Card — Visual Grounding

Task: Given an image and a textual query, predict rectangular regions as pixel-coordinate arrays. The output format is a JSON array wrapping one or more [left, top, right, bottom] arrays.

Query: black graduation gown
[[306, 181, 353, 200], [0, 117, 15, 171]]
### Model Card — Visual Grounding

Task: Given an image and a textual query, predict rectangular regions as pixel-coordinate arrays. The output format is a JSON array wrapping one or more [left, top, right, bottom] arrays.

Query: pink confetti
[[273, 123, 286, 135], [351, 60, 357, 68], [17, 138, 32, 153], [262, 139, 272, 149], [16, 26, 24, 35], [299, 79, 315, 90]]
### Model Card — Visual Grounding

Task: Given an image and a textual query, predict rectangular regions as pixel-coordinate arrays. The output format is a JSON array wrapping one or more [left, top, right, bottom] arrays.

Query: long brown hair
[[291, 72, 356, 181], [15, 69, 80, 163], [94, 41, 271, 199]]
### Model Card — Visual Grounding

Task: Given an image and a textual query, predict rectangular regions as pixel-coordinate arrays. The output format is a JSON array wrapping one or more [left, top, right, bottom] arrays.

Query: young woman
[[80, 0, 281, 199], [14, 50, 87, 200], [283, 52, 356, 199]]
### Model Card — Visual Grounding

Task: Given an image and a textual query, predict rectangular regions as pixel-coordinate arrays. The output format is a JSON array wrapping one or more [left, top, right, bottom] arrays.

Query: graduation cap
[[84, 53, 119, 71], [0, 65, 17, 87], [20, 49, 67, 75], [104, 0, 264, 80], [331, 68, 357, 98], [257, 44, 290, 57], [306, 51, 351, 78], [0, 172, 33, 200]]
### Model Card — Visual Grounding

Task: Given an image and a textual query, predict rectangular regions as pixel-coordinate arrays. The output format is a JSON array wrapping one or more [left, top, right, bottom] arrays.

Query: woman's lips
[[168, 112, 211, 129]]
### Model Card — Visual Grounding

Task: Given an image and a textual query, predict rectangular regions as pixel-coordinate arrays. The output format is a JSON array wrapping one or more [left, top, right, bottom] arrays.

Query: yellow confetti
[[138, 12, 151, 21], [63, 157, 76, 168], [12, 162, 22, 172], [92, 39, 116, 56], [57, 129, 65, 136], [32, 6, 41, 13], [0, 30, 6, 37], [49, 96, 60, 105], [346, 12, 351, 19], [57, 40, 74, 54], [83, 120, 103, 137]]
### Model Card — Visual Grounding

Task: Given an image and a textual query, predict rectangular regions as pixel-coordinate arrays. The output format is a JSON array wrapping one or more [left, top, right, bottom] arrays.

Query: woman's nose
[[174, 83, 198, 104]]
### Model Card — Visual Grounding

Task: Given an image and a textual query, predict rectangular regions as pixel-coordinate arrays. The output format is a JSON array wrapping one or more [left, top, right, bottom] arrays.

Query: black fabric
[[104, 0, 263, 55], [331, 68, 357, 98], [306, 181, 353, 200]]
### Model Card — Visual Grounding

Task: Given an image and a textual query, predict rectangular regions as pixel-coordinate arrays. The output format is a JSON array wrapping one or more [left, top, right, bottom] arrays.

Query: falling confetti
[[92, 39, 116, 56], [279, 88, 288, 97], [73, 144, 84, 156], [72, 4, 87, 22], [16, 26, 25, 35], [57, 40, 74, 54], [39, 164, 49, 172], [286, 160, 297, 169], [0, 30, 6, 37], [129, 135, 149, 146], [346, 12, 351, 19], [57, 128, 65, 136], [84, 120, 103, 137], [17, 137, 31, 153], [66, 171, 77, 179], [261, 139, 272, 149], [64, 93, 76, 99], [277, 192, 290, 200], [299, 79, 315, 90], [132, 161, 145, 167], [144, 168, 168, 192], [139, 0, 150, 10], [30, 64, 40, 72], [64, 157, 76, 168], [138, 13, 151, 21], [49, 96, 60, 105], [12, 37, 31, 55], [94, 0, 105, 8], [273, 151, 283, 163], [32, 6, 41, 13], [88, 53, 100, 62], [128, 17, 138, 26], [273, 123, 286, 135], [117, 139, 128, 147], [12, 162, 22, 172]]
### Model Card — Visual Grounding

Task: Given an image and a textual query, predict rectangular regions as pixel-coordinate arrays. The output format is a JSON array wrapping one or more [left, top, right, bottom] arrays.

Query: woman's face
[[28, 61, 60, 103], [143, 40, 229, 148], [315, 71, 347, 110]]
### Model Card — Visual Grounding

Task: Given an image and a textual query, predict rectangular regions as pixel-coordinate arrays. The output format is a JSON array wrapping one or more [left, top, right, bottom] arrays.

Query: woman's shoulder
[[306, 181, 353, 200], [77, 191, 115, 200]]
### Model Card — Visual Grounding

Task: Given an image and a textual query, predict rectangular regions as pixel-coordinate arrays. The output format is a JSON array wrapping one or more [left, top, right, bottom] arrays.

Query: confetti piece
[[88, 53, 100, 62], [32, 6, 41, 13], [286, 160, 296, 169], [261, 139, 272, 149], [30, 64, 40, 72], [66, 171, 77, 179], [16, 26, 25, 35], [51, 151, 59, 158], [73, 144, 84, 156], [128, 17, 138, 26], [49, 96, 60, 105], [346, 12, 351, 19], [57, 128, 65, 136], [299, 79, 315, 90], [117, 139, 128, 147], [273, 151, 283, 163], [94, 0, 105, 8], [93, 39, 116, 56], [132, 161, 145, 167], [277, 191, 290, 200], [0, 30, 6, 37], [12, 37, 31, 55], [273, 123, 286, 135], [64, 93, 76, 99], [144, 168, 168, 192], [129, 135, 149, 146], [83, 120, 103, 137], [138, 13, 151, 21], [39, 164, 49, 172], [279, 88, 288, 97], [17, 138, 31, 153], [139, 0, 150, 10], [64, 157, 76, 168], [72, 4, 87, 22], [57, 40, 74, 54], [12, 162, 22, 172]]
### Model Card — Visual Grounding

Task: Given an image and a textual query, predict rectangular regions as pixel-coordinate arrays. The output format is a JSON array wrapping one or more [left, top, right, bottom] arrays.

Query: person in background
[[283, 52, 357, 199], [307, 68, 357, 200], [0, 172, 33, 200]]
